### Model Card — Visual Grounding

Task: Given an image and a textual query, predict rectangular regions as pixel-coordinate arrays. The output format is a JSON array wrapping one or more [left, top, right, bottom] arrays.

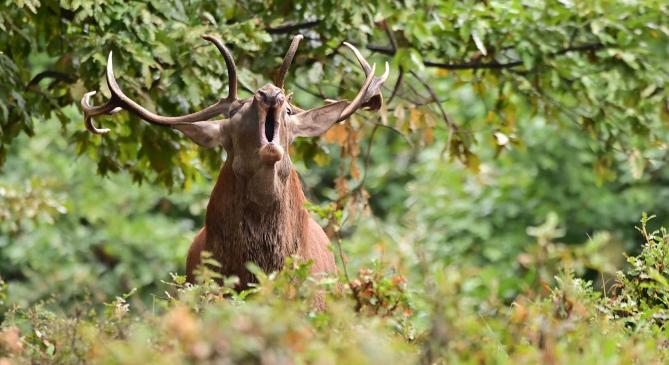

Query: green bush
[[604, 213, 669, 329], [1, 217, 669, 364]]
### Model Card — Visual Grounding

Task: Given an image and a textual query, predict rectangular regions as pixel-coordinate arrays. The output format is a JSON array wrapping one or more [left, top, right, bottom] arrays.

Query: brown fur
[[185, 158, 335, 287]]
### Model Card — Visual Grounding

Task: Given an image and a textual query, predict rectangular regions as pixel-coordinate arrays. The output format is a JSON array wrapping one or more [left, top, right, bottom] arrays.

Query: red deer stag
[[81, 35, 388, 288]]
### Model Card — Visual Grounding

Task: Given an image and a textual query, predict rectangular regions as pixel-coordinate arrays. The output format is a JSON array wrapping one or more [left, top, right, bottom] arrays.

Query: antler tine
[[337, 42, 390, 121], [276, 34, 303, 89], [202, 35, 238, 100], [339, 63, 376, 119], [342, 42, 372, 75], [82, 91, 116, 134], [278, 41, 390, 139], [82, 42, 239, 134]]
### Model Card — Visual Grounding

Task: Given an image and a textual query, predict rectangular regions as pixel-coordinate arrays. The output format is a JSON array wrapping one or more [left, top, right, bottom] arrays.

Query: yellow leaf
[[379, 103, 389, 125], [422, 127, 434, 145], [313, 152, 331, 166], [335, 176, 349, 198], [466, 153, 480, 173], [485, 111, 495, 123], [322, 124, 347, 145], [393, 103, 405, 121], [350, 159, 360, 180], [424, 111, 437, 128], [407, 109, 416, 132], [409, 107, 422, 130]]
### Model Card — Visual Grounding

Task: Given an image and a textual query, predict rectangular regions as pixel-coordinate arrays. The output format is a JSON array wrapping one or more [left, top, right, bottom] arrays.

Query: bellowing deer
[[81, 35, 388, 288]]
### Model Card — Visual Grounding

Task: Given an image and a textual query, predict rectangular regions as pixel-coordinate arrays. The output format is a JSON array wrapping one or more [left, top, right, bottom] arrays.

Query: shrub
[[3, 217, 669, 364]]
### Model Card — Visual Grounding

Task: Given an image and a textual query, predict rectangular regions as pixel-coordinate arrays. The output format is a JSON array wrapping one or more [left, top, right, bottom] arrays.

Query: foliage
[[0, 114, 205, 308], [343, 115, 669, 300], [604, 213, 669, 329], [1, 1, 668, 187], [0, 260, 417, 364], [2, 1, 669, 364], [2, 219, 669, 364]]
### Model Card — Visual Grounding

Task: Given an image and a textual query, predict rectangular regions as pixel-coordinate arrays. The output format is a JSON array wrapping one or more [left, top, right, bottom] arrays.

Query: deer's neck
[[204, 158, 308, 285]]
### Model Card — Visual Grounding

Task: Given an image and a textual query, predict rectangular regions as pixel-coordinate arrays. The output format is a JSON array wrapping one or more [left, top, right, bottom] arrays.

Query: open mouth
[[262, 107, 279, 144], [265, 108, 276, 142], [258, 106, 284, 163]]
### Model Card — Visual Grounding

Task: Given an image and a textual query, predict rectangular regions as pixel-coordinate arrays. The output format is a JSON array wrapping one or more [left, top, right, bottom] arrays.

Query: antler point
[[81, 91, 96, 108], [382, 62, 390, 79]]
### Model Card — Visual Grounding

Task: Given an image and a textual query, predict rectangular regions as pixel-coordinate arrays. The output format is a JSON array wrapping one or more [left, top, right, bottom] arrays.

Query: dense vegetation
[[1, 0, 669, 364]]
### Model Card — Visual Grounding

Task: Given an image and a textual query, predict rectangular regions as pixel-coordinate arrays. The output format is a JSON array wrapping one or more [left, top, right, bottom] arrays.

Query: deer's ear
[[172, 120, 227, 148], [289, 101, 350, 138]]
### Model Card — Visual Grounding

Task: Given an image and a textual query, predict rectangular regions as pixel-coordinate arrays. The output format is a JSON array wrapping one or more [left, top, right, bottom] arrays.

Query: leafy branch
[[366, 42, 605, 70]]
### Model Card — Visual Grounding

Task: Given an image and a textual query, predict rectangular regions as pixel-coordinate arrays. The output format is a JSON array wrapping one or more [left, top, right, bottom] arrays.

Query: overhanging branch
[[265, 20, 320, 34], [366, 43, 604, 71], [26, 70, 76, 89]]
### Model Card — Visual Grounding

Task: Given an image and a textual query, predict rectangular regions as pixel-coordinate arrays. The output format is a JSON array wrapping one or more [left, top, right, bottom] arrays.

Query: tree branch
[[381, 20, 403, 105], [387, 67, 404, 104], [26, 70, 76, 89], [366, 42, 604, 71], [410, 70, 459, 150], [265, 20, 320, 34]]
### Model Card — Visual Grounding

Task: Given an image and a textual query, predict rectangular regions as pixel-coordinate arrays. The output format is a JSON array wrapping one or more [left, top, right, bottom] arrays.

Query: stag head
[[82, 35, 388, 205]]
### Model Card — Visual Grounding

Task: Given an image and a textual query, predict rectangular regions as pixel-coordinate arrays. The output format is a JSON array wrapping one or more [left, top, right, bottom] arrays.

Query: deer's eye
[[286, 106, 293, 115]]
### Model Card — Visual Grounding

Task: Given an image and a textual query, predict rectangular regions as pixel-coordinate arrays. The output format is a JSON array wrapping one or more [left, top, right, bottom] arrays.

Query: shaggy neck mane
[[203, 157, 309, 288]]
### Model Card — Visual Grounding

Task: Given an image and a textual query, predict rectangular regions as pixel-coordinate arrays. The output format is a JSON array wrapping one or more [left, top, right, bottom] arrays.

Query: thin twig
[[381, 20, 404, 105], [409, 70, 458, 150], [381, 19, 398, 51], [332, 227, 363, 311], [340, 119, 412, 202], [403, 76, 430, 101], [237, 77, 255, 95], [351, 123, 380, 194], [387, 67, 404, 104], [372, 121, 413, 147], [293, 81, 329, 99], [391, 88, 431, 106]]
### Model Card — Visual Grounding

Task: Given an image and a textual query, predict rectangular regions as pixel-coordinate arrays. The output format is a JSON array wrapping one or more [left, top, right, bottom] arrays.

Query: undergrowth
[[1, 216, 669, 364]]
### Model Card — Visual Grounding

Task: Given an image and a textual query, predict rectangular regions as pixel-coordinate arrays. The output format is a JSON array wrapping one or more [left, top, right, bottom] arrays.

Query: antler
[[290, 41, 389, 137], [82, 35, 238, 134], [275, 34, 303, 89], [338, 42, 389, 121]]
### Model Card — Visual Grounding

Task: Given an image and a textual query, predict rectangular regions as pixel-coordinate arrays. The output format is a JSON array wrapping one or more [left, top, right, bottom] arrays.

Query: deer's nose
[[257, 85, 284, 107]]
